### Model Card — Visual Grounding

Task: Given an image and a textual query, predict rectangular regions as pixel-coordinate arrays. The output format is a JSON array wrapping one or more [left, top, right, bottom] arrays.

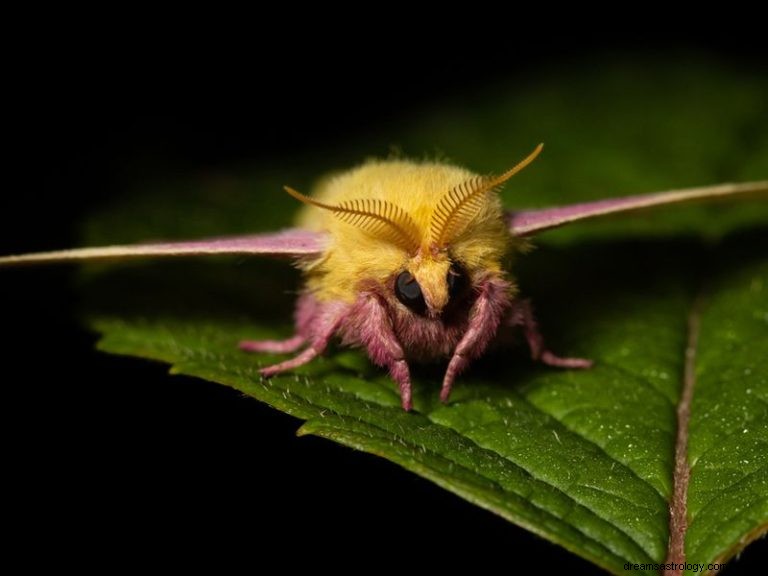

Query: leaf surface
[[81, 59, 768, 574]]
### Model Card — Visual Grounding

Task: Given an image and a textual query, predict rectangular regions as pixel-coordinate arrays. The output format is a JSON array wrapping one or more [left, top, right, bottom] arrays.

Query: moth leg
[[509, 299, 593, 368], [442, 278, 509, 403], [258, 346, 322, 376], [239, 334, 306, 354], [352, 293, 413, 411], [258, 301, 349, 377], [239, 293, 319, 354]]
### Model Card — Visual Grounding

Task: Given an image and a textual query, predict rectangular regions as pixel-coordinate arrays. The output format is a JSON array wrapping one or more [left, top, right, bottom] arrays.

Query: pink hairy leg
[[348, 292, 413, 411], [239, 293, 322, 354], [249, 299, 349, 377], [258, 346, 324, 376], [441, 277, 512, 403], [508, 299, 593, 368], [239, 334, 305, 354]]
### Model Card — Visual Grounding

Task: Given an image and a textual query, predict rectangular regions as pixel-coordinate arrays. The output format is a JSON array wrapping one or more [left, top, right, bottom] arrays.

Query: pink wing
[[507, 180, 768, 236], [0, 228, 328, 266]]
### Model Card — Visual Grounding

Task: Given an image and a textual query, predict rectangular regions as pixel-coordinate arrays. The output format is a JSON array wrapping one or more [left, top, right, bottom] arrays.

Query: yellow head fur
[[291, 145, 543, 310]]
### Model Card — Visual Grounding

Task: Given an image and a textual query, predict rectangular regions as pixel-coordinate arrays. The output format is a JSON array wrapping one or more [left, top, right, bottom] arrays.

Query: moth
[[2, 145, 765, 410]]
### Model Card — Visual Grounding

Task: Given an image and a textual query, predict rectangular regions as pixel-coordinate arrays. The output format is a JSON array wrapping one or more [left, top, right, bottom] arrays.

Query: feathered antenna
[[429, 143, 544, 247], [285, 186, 421, 253]]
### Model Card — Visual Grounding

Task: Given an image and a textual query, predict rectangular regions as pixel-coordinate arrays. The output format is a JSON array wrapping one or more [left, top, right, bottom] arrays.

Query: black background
[[3, 23, 766, 572]]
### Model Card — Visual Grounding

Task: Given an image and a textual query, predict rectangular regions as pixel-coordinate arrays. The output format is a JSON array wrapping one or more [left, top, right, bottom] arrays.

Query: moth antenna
[[284, 186, 421, 253], [430, 143, 544, 247]]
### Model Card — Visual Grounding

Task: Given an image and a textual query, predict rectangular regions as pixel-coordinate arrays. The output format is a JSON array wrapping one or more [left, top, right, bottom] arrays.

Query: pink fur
[[246, 296, 350, 378], [441, 277, 512, 401], [238, 293, 322, 353], [340, 291, 413, 410], [242, 278, 590, 410], [239, 334, 305, 354]]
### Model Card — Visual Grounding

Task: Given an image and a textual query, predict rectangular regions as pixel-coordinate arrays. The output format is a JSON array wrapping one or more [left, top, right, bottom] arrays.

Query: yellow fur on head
[[295, 159, 515, 303], [408, 254, 450, 316]]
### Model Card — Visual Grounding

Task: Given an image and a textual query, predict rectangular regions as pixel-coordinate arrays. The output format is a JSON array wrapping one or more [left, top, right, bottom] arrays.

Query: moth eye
[[447, 263, 469, 301], [395, 271, 426, 315]]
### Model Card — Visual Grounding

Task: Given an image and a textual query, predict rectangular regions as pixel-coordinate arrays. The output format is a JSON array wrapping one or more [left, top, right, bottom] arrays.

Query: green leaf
[[82, 58, 767, 574]]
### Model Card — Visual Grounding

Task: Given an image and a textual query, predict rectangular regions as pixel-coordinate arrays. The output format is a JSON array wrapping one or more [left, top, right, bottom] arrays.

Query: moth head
[[285, 144, 542, 317], [395, 254, 470, 318], [285, 187, 471, 317]]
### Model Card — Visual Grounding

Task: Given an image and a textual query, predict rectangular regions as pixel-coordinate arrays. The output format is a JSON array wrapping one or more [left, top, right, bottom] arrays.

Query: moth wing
[[0, 228, 328, 266], [506, 180, 768, 236]]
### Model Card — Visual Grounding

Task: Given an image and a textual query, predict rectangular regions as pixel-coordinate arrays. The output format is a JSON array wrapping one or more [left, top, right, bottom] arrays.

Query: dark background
[[3, 27, 765, 572]]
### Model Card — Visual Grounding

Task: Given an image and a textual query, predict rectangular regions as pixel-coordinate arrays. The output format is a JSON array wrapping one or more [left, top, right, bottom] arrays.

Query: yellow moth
[[2, 145, 765, 410]]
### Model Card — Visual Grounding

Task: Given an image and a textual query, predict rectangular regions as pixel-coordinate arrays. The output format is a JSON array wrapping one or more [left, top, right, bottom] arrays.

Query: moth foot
[[258, 346, 320, 377], [259, 365, 281, 378], [390, 359, 413, 411], [239, 334, 305, 354], [539, 351, 593, 369], [440, 354, 467, 405]]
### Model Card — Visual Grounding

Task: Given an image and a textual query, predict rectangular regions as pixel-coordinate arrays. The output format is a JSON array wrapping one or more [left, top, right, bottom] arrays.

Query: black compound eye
[[395, 271, 426, 315], [447, 263, 469, 301]]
